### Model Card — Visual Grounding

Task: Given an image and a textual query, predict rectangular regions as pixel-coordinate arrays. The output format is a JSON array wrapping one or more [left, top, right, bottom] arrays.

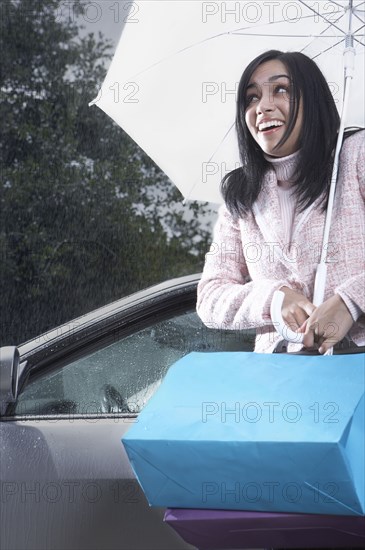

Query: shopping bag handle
[[270, 290, 304, 343]]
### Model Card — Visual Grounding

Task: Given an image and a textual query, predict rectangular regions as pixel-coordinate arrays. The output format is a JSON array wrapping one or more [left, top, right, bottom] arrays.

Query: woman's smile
[[257, 119, 284, 132]]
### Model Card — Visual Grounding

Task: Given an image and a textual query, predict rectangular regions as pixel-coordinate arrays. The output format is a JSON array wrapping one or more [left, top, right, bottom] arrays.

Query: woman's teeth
[[259, 120, 284, 132]]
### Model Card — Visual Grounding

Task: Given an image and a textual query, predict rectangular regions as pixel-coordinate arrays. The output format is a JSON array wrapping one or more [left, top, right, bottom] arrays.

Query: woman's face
[[244, 59, 303, 157]]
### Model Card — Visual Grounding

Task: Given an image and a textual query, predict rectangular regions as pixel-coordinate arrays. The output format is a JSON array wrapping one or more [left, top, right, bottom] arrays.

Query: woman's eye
[[246, 94, 259, 104], [274, 85, 289, 95]]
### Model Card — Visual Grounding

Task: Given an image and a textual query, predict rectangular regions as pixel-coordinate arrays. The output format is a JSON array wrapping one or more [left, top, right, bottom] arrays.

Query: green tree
[[0, 0, 211, 344]]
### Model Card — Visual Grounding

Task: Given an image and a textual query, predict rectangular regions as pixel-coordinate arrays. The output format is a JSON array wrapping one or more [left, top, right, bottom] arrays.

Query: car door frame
[[1, 274, 202, 550]]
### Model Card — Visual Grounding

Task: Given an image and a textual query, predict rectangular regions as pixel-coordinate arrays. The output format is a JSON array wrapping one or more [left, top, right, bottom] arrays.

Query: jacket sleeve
[[335, 130, 365, 316], [196, 205, 300, 330], [336, 274, 365, 318]]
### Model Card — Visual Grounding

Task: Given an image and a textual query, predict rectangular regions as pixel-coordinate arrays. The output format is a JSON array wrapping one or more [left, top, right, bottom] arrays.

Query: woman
[[197, 50, 365, 354]]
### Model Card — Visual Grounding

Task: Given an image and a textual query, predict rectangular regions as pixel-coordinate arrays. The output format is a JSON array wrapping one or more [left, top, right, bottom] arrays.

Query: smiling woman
[[197, 50, 365, 355], [244, 60, 303, 158], [226, 50, 340, 215]]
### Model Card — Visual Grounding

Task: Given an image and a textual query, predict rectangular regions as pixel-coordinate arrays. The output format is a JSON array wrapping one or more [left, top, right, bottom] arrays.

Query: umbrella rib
[[207, 122, 235, 165], [299, 14, 344, 56], [353, 1, 365, 36], [128, 30, 232, 79], [310, 25, 364, 55], [126, 3, 363, 81], [353, 0, 365, 21], [186, 122, 236, 201], [225, 13, 330, 34], [329, 11, 365, 45], [354, 0, 365, 10], [299, 0, 365, 45], [353, 1, 365, 13], [126, 13, 334, 79], [310, 37, 346, 59], [298, 0, 348, 36], [353, 11, 365, 23], [300, 6, 362, 55], [330, 0, 348, 8], [231, 32, 346, 37], [353, 23, 365, 44]]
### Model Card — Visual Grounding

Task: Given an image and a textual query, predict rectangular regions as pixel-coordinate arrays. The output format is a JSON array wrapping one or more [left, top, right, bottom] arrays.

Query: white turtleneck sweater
[[264, 150, 300, 246]]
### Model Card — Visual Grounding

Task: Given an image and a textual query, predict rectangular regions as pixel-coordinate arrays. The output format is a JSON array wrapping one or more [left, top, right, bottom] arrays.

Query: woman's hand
[[298, 294, 354, 354], [280, 286, 316, 331]]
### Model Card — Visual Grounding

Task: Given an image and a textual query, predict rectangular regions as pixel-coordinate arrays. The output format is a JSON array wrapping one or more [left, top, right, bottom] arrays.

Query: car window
[[14, 311, 255, 417]]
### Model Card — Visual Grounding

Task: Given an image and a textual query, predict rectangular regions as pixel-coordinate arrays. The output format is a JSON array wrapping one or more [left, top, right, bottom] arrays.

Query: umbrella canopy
[[91, 0, 364, 204]]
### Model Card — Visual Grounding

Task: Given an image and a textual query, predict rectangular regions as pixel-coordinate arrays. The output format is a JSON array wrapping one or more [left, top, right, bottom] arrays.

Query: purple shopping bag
[[164, 508, 365, 549]]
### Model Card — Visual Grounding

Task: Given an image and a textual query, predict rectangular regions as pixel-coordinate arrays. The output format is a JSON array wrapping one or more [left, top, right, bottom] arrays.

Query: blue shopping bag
[[122, 352, 365, 515]]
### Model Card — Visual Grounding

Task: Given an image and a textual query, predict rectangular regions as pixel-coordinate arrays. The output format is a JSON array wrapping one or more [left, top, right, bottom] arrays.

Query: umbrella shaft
[[313, 67, 354, 306]]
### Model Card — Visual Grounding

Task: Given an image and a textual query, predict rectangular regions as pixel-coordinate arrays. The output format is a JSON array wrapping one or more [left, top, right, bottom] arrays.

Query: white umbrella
[[91, 0, 364, 344], [91, 0, 364, 204]]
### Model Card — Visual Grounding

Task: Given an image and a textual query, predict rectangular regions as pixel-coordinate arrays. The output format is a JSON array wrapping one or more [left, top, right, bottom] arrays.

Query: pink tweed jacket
[[197, 130, 365, 352]]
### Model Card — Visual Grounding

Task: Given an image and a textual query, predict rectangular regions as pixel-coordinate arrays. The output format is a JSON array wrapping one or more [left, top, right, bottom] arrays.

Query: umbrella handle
[[270, 290, 304, 343]]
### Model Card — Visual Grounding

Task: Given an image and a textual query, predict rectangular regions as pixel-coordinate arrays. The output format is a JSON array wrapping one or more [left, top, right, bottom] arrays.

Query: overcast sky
[[78, 0, 135, 67]]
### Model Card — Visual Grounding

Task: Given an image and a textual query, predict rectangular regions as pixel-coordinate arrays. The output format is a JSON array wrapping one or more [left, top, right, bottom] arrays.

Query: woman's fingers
[[284, 312, 302, 332], [302, 302, 317, 317], [280, 287, 315, 330], [302, 294, 354, 354], [277, 291, 354, 354], [318, 337, 336, 355], [302, 321, 319, 348]]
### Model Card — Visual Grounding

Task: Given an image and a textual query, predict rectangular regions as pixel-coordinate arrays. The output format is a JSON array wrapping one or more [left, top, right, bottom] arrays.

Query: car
[[0, 273, 255, 550]]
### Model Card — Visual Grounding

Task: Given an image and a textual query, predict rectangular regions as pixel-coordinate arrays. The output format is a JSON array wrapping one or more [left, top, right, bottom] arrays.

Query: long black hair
[[221, 50, 341, 218]]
